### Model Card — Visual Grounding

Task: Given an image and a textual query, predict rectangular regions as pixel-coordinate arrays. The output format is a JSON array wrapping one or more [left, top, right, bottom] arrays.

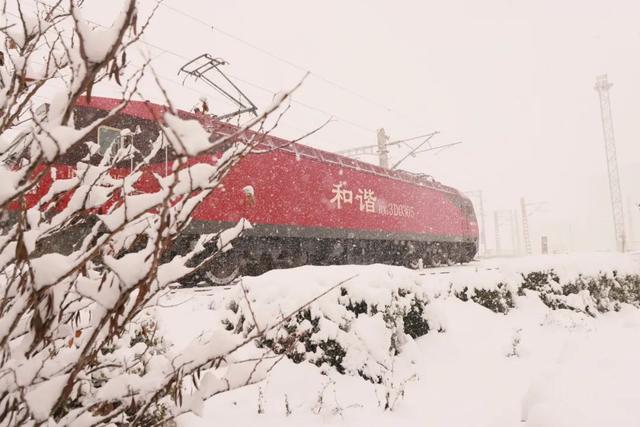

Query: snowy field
[[156, 253, 640, 427]]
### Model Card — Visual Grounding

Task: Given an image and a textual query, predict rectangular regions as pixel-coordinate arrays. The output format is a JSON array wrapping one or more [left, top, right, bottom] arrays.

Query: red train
[[14, 97, 479, 285]]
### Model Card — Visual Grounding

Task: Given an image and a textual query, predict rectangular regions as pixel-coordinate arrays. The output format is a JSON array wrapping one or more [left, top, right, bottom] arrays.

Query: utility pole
[[376, 128, 390, 169], [520, 198, 532, 255], [594, 74, 626, 252]]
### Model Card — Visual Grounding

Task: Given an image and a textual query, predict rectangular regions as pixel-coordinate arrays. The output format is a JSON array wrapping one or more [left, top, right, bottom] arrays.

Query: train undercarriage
[[180, 235, 478, 286], [27, 218, 477, 287]]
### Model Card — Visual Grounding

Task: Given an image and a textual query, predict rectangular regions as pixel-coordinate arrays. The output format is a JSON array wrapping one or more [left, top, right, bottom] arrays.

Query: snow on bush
[[216, 256, 640, 401], [454, 282, 514, 313], [221, 266, 428, 387], [518, 269, 640, 315], [443, 255, 640, 316], [159, 255, 640, 424]]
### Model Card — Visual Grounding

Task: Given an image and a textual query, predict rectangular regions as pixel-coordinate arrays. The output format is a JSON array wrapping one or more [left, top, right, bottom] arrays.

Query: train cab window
[[98, 126, 121, 155]]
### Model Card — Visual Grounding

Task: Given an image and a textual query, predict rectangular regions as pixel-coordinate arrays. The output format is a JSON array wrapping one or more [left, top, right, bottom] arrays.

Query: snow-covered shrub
[[396, 293, 430, 339], [455, 283, 514, 314], [221, 271, 429, 384], [518, 270, 561, 294], [514, 269, 640, 315], [607, 273, 640, 307], [557, 272, 640, 313]]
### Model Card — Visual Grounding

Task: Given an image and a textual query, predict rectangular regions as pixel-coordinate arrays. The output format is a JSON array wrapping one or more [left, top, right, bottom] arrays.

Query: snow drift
[[155, 252, 640, 426]]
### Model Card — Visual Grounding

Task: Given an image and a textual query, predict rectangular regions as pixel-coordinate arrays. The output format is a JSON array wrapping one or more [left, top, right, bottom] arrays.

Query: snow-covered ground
[[156, 252, 640, 427]]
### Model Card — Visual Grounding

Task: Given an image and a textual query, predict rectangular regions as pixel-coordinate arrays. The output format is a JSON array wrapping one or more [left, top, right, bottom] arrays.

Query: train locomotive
[[14, 96, 479, 285]]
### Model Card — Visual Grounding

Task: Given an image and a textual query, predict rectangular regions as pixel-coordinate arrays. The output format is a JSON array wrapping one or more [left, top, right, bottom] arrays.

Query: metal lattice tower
[[594, 74, 626, 252]]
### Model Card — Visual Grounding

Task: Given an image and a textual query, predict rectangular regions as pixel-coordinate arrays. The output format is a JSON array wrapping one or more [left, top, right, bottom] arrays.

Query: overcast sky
[[81, 0, 640, 253]]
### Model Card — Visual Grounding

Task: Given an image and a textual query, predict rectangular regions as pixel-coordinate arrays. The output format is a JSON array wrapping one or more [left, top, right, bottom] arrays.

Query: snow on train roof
[[75, 96, 461, 195]]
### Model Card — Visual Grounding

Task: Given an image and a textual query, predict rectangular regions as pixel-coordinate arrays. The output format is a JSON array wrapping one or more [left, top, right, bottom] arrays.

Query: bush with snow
[[446, 266, 640, 316], [221, 271, 429, 386], [216, 260, 640, 409], [455, 282, 514, 314], [516, 269, 640, 315]]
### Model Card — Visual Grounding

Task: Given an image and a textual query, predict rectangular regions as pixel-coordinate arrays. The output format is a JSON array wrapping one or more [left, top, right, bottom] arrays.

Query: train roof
[[75, 96, 462, 196]]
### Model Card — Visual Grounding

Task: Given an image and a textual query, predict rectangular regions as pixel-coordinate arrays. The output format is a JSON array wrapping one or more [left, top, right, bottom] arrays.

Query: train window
[[3, 132, 32, 167], [98, 126, 121, 155]]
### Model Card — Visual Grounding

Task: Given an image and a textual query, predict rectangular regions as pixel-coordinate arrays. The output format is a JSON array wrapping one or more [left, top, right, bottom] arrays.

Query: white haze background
[[54, 0, 640, 253]]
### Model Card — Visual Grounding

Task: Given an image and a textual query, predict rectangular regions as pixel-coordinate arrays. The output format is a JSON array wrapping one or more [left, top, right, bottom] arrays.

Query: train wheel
[[204, 254, 241, 285], [205, 265, 239, 285]]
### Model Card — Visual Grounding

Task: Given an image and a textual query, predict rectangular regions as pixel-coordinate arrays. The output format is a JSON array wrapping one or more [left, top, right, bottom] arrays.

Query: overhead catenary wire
[[21, 0, 428, 157], [20, 0, 378, 137], [7, 5, 347, 145], [143, 46, 376, 134], [146, 0, 422, 126], [23, 0, 431, 141]]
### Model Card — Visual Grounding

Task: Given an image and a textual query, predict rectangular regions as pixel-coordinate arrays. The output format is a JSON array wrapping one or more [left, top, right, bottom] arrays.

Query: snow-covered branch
[[0, 1, 307, 425]]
